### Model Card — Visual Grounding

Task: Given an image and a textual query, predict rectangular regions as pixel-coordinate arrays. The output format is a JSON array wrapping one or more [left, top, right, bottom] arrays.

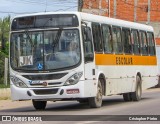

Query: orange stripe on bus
[[95, 54, 157, 65]]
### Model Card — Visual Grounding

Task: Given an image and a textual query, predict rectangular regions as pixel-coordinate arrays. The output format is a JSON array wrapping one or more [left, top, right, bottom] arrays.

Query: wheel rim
[[137, 83, 142, 99]]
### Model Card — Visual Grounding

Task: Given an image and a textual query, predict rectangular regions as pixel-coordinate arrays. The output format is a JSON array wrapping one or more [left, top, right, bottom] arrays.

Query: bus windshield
[[10, 29, 81, 71]]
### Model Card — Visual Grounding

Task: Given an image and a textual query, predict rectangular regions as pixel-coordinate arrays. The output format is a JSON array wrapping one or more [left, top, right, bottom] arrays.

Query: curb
[[0, 88, 10, 99]]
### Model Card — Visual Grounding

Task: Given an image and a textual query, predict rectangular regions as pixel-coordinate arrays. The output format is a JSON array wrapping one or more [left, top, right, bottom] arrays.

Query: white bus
[[10, 12, 158, 110]]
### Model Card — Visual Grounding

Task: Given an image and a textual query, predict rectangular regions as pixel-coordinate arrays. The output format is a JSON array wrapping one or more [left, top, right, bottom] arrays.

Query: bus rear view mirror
[[84, 27, 92, 42]]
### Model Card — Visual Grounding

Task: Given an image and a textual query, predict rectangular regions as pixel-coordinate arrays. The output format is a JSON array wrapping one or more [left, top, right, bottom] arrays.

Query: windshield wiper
[[52, 28, 63, 48], [24, 30, 33, 47]]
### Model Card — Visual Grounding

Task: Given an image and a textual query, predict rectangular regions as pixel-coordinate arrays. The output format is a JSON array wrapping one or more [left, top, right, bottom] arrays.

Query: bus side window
[[132, 30, 140, 55], [112, 26, 123, 54], [101, 24, 112, 53], [140, 31, 148, 55], [91, 23, 103, 52], [147, 32, 155, 56], [82, 26, 94, 62], [122, 28, 132, 54]]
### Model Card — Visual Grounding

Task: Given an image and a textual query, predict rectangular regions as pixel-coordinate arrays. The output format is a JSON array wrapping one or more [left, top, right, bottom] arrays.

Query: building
[[82, 0, 160, 45]]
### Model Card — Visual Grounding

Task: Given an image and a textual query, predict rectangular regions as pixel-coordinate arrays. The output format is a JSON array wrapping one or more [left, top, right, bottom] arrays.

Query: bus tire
[[155, 76, 160, 88], [32, 100, 47, 110], [131, 76, 142, 101], [123, 93, 132, 101], [89, 80, 103, 108]]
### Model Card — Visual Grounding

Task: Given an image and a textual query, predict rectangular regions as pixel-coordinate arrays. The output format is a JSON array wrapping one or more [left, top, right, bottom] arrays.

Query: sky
[[0, 0, 78, 19]]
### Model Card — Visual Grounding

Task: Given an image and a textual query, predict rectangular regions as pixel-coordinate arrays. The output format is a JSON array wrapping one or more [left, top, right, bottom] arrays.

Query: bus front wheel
[[32, 100, 47, 110], [89, 80, 103, 108], [123, 93, 132, 101]]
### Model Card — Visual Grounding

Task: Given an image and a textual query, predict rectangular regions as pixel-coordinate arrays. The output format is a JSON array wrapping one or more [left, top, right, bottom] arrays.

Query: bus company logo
[[29, 80, 47, 86], [42, 82, 48, 87], [29, 80, 41, 85], [2, 116, 11, 121]]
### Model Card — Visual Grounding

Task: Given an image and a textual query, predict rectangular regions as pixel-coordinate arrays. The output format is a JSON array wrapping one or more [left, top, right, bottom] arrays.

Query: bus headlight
[[64, 72, 83, 86], [10, 76, 28, 88]]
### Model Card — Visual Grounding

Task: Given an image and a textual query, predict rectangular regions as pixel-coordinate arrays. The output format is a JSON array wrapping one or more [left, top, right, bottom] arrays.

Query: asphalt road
[[0, 88, 160, 124]]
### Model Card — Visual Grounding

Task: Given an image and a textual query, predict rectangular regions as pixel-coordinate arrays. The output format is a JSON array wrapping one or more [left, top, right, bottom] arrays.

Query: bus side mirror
[[83, 27, 94, 63], [84, 27, 92, 42]]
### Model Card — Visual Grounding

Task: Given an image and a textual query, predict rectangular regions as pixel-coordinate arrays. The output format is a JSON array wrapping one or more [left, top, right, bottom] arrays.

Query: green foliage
[[0, 51, 8, 84], [0, 83, 10, 88], [1, 42, 9, 55], [0, 16, 10, 85], [0, 15, 10, 52]]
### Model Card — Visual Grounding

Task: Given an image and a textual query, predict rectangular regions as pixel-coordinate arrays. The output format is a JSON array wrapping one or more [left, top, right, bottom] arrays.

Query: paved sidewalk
[[0, 100, 32, 111]]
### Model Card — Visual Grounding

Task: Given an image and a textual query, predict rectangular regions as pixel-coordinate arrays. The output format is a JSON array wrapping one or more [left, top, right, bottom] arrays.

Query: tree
[[0, 16, 10, 84], [0, 16, 10, 52]]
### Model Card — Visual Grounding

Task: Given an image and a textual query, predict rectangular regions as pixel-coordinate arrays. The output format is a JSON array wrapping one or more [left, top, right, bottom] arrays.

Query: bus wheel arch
[[88, 74, 105, 108], [136, 72, 142, 81], [131, 73, 142, 101]]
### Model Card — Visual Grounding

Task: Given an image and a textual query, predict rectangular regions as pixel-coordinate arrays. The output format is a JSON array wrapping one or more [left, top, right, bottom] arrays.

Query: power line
[[0, 6, 78, 15], [55, 6, 77, 12], [0, 11, 26, 14], [0, 0, 78, 15], [4, 0, 77, 7]]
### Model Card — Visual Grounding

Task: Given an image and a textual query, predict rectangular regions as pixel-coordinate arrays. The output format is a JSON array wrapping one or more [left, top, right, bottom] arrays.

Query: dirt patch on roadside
[[0, 88, 10, 100], [0, 100, 32, 110]]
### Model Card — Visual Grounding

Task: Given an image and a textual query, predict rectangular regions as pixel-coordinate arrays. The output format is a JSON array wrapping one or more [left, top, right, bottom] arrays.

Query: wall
[[82, 0, 160, 45]]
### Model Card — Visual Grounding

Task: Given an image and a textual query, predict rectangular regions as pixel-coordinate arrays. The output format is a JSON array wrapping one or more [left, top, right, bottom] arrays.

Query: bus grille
[[30, 82, 62, 86], [23, 73, 68, 80], [33, 89, 58, 95]]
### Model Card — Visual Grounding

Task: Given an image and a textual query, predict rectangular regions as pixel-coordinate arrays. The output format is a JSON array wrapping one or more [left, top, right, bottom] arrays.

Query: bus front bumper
[[10, 80, 97, 101]]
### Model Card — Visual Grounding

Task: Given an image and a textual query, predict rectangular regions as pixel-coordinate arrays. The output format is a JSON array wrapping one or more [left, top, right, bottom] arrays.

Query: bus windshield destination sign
[[11, 14, 79, 30]]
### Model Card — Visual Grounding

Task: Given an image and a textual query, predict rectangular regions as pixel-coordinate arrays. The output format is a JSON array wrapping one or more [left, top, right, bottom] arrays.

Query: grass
[[0, 83, 10, 88]]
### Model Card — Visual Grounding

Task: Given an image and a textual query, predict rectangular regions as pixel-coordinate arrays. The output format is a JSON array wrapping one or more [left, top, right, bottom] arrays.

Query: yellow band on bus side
[[95, 54, 157, 66]]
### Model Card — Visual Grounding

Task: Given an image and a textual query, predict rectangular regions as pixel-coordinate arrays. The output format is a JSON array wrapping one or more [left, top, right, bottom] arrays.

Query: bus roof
[[12, 11, 153, 32], [79, 12, 153, 32]]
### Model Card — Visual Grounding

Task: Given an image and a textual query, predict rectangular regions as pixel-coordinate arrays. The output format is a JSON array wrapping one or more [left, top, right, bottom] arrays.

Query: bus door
[[82, 22, 95, 81]]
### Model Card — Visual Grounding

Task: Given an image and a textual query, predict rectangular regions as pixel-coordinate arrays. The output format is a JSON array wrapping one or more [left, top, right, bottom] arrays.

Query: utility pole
[[147, 0, 151, 24], [78, 0, 83, 12], [4, 58, 8, 86], [99, 0, 102, 15], [106, 0, 111, 17], [45, 0, 47, 12], [134, 0, 137, 22], [108, 0, 110, 17], [113, 0, 117, 18]]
